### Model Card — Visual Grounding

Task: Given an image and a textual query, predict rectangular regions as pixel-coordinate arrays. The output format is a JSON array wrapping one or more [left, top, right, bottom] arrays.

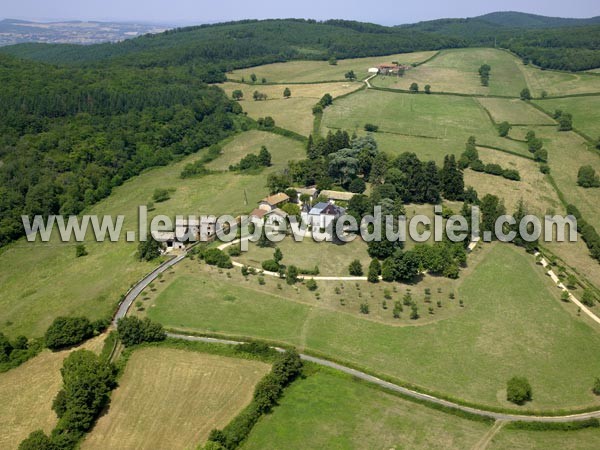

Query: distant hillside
[[476, 11, 600, 28]]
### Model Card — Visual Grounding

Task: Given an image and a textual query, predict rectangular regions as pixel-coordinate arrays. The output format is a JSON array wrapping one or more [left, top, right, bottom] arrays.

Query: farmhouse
[[175, 216, 217, 242], [301, 201, 346, 237], [258, 192, 289, 211], [371, 63, 409, 75], [319, 189, 355, 203], [249, 206, 288, 226]]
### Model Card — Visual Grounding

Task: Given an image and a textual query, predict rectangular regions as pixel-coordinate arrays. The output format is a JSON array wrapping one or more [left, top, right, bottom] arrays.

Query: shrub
[[470, 159, 485, 172], [409, 82, 419, 92], [348, 259, 363, 276], [116, 317, 166, 347], [578, 165, 600, 188], [593, 378, 600, 395], [502, 169, 521, 181], [286, 265, 299, 285], [359, 303, 369, 314], [349, 178, 366, 193], [152, 188, 171, 202], [364, 123, 379, 132], [539, 163, 550, 174], [305, 278, 318, 291], [44, 317, 94, 350], [260, 259, 279, 272], [203, 248, 233, 268], [484, 163, 504, 176], [582, 289, 597, 307], [227, 245, 242, 257], [75, 244, 88, 257], [506, 376, 532, 405], [497, 121, 511, 137], [367, 259, 381, 283], [520, 88, 531, 100]]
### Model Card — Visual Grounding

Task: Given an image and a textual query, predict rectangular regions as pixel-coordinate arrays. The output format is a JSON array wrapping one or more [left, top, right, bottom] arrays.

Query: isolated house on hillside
[[258, 193, 289, 212], [374, 63, 409, 75]]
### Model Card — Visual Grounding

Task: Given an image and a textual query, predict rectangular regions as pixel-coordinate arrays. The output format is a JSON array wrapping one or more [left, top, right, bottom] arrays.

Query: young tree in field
[[393, 301, 403, 318], [286, 265, 299, 285], [593, 377, 600, 395], [232, 90, 244, 100], [250, 73, 257, 83], [520, 88, 531, 100], [345, 70, 356, 81], [261, 77, 267, 84], [424, 84, 431, 94], [410, 303, 419, 320], [348, 259, 363, 276], [283, 87, 291, 98], [258, 146, 272, 166], [75, 244, 88, 257], [497, 121, 511, 137], [273, 247, 283, 264], [328, 56, 337, 65], [506, 376, 532, 404], [577, 165, 600, 188], [534, 148, 548, 163], [381, 257, 396, 282], [409, 82, 419, 93], [367, 259, 381, 283]]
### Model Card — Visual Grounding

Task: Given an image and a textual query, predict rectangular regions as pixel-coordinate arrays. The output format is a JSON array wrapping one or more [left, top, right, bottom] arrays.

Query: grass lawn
[[489, 426, 600, 450], [521, 66, 600, 97], [149, 243, 600, 410], [82, 347, 269, 450], [464, 147, 561, 215], [228, 51, 437, 83], [372, 48, 528, 97], [242, 369, 492, 450], [219, 82, 362, 136], [0, 130, 301, 338], [321, 89, 528, 163], [0, 335, 104, 450], [476, 97, 555, 125], [533, 96, 600, 139]]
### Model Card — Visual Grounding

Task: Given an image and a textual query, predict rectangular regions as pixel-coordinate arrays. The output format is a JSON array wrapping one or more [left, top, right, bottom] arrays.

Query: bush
[[359, 303, 369, 314], [502, 169, 521, 181], [539, 163, 550, 174], [364, 123, 379, 132], [349, 178, 366, 193], [593, 377, 600, 395], [137, 237, 163, 261], [227, 245, 242, 257], [261, 259, 280, 272], [116, 317, 166, 347], [75, 244, 88, 257], [286, 265, 299, 284], [203, 248, 233, 268], [578, 165, 600, 188], [152, 188, 171, 202], [44, 317, 94, 350], [348, 259, 363, 276], [582, 289, 597, 307], [470, 159, 485, 172], [484, 163, 504, 176], [305, 278, 318, 291], [506, 376, 532, 405], [497, 121, 511, 137], [520, 88, 531, 100], [367, 259, 381, 283]]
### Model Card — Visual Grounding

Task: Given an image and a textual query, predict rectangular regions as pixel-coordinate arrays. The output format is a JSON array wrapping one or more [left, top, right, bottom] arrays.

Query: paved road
[[168, 332, 600, 423], [112, 253, 186, 324]]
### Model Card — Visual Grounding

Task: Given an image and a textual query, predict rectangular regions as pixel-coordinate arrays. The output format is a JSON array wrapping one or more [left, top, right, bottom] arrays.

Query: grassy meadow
[[321, 89, 529, 162], [520, 66, 600, 97], [489, 426, 600, 450], [371, 48, 528, 97], [242, 369, 492, 450], [0, 335, 104, 450], [148, 243, 600, 410], [228, 51, 438, 83], [533, 96, 600, 139], [82, 347, 269, 450], [219, 81, 362, 135], [0, 130, 304, 338], [476, 97, 555, 125]]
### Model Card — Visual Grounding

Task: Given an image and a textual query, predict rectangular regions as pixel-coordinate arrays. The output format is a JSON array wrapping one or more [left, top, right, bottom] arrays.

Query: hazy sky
[[2, 0, 599, 25]]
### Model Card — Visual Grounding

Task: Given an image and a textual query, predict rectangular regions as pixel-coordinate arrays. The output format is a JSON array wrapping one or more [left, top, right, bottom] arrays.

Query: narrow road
[[363, 73, 377, 88], [168, 333, 600, 423]]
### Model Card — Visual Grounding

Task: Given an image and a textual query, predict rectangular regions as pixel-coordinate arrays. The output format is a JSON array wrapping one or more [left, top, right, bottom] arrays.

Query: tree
[[410, 303, 419, 320], [328, 56, 337, 65], [44, 316, 94, 350], [137, 237, 163, 261], [0, 332, 13, 362], [497, 121, 511, 137], [480, 194, 505, 235], [582, 289, 597, 307], [286, 265, 299, 285], [593, 378, 600, 395], [152, 188, 170, 202], [18, 430, 54, 450], [409, 82, 419, 92], [349, 178, 366, 193], [506, 376, 532, 405], [283, 87, 291, 98], [520, 88, 532, 100], [258, 146, 272, 166], [250, 73, 257, 83], [527, 137, 543, 153], [348, 259, 363, 276], [232, 90, 243, 100], [381, 257, 396, 282], [533, 148, 548, 163], [281, 202, 300, 216], [577, 165, 600, 188], [273, 247, 283, 264], [117, 317, 166, 347], [364, 123, 379, 132], [424, 84, 431, 94], [440, 154, 464, 201], [367, 259, 381, 283], [261, 77, 267, 84], [345, 70, 356, 81], [305, 278, 318, 291]]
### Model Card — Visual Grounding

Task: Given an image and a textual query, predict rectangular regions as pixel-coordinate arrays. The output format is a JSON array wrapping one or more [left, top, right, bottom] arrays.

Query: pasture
[[149, 243, 600, 410], [228, 51, 438, 83], [533, 96, 600, 139], [321, 89, 529, 162], [489, 426, 600, 450], [219, 81, 362, 135], [0, 130, 301, 337], [82, 347, 269, 450], [0, 335, 104, 450], [520, 66, 600, 97], [371, 48, 528, 97], [242, 370, 492, 450], [476, 97, 555, 125]]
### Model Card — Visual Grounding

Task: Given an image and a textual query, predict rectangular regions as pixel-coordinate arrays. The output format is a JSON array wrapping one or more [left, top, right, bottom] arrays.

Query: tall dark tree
[[440, 154, 464, 201]]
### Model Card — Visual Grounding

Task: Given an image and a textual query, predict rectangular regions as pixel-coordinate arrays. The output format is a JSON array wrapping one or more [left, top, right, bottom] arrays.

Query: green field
[[0, 130, 303, 337], [521, 66, 600, 97], [321, 89, 529, 162], [242, 369, 492, 450], [476, 97, 555, 125], [228, 51, 438, 83], [533, 96, 600, 139], [371, 48, 528, 97], [149, 243, 600, 410], [489, 426, 600, 450]]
